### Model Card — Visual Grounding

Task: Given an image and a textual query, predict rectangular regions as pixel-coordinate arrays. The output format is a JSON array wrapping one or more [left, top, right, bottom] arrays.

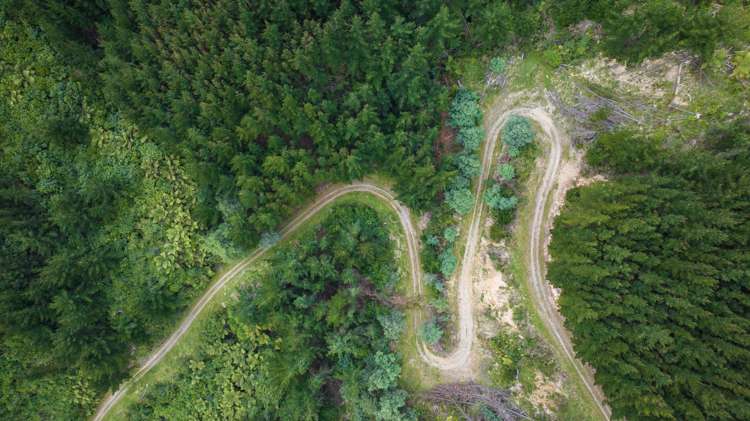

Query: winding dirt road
[[93, 105, 609, 420]]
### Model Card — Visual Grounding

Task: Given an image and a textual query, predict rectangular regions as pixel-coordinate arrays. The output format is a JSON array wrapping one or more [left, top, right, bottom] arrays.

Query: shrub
[[443, 226, 458, 243], [484, 184, 518, 210], [489, 56, 506, 74], [376, 390, 410, 421], [456, 152, 481, 178], [542, 47, 563, 68], [259, 231, 281, 248], [445, 187, 474, 215], [378, 312, 405, 342], [732, 51, 750, 80], [439, 249, 458, 278], [497, 163, 515, 181], [420, 320, 443, 345], [367, 352, 401, 392], [424, 273, 445, 293], [449, 89, 482, 129], [493, 207, 515, 226], [457, 126, 484, 151], [502, 116, 535, 152]]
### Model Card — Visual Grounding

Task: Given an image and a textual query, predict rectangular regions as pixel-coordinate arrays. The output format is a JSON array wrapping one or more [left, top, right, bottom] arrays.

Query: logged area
[[1, 1, 749, 420]]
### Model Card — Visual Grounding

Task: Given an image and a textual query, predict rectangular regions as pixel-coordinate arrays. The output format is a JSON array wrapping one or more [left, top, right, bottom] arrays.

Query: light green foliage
[[489, 56, 506, 74], [431, 296, 450, 315], [488, 331, 527, 385], [732, 51, 750, 80], [258, 231, 281, 248], [445, 187, 474, 215], [448, 89, 482, 129], [542, 46, 563, 68], [497, 163, 515, 180], [439, 249, 458, 278], [443, 226, 458, 243], [368, 352, 402, 392], [377, 312, 405, 342], [376, 390, 411, 421], [502, 116, 535, 154], [203, 223, 243, 263], [457, 126, 484, 151], [420, 320, 444, 345], [484, 184, 518, 211], [0, 21, 216, 418], [456, 152, 481, 177]]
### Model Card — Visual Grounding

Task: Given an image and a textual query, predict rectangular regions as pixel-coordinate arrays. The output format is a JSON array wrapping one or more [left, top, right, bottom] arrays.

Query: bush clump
[[502, 116, 535, 157]]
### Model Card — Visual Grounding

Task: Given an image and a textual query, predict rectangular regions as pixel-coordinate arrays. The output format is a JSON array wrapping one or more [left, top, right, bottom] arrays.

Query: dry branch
[[422, 382, 530, 421]]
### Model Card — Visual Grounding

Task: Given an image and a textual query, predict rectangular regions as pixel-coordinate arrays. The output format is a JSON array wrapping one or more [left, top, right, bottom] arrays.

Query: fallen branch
[[422, 382, 530, 421]]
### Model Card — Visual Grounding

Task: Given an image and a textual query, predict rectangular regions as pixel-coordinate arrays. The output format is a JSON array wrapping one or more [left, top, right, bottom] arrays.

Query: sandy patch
[[418, 212, 431, 231], [528, 371, 565, 417], [475, 238, 517, 337]]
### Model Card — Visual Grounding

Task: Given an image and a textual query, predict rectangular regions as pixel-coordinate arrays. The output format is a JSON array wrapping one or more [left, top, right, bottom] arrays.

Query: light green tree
[[446, 187, 474, 215], [420, 320, 443, 345], [497, 163, 515, 180], [484, 184, 518, 210], [502, 116, 535, 157]]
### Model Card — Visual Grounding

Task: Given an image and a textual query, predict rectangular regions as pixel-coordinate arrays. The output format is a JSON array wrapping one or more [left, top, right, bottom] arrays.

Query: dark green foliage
[[549, 129, 750, 420], [0, 20, 215, 419], [587, 130, 663, 174], [1, 0, 109, 76], [130, 204, 413, 419], [102, 0, 457, 247], [548, 0, 750, 63]]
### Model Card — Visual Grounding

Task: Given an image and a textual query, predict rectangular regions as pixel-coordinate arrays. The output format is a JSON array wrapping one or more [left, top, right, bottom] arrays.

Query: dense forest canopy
[[549, 127, 750, 420], [129, 204, 412, 420], [1, 0, 749, 419]]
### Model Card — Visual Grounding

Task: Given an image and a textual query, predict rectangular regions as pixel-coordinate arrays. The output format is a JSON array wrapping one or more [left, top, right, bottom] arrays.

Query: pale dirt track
[[93, 106, 609, 420]]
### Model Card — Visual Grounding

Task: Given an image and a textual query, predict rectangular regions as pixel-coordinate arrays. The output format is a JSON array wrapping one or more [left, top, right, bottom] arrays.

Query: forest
[[549, 126, 750, 420], [1, 0, 748, 420], [129, 204, 412, 420]]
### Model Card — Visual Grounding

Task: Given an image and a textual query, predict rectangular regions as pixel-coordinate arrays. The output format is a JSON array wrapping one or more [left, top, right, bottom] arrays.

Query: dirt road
[[519, 107, 611, 420], [93, 105, 609, 420], [418, 104, 611, 419]]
